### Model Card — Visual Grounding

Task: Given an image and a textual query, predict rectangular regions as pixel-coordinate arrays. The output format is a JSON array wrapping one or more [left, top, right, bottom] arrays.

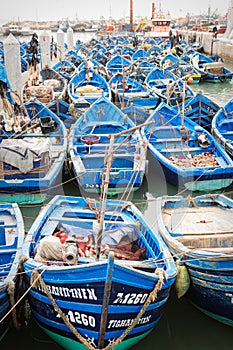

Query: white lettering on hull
[[107, 315, 152, 329], [37, 285, 98, 301], [113, 292, 148, 304]]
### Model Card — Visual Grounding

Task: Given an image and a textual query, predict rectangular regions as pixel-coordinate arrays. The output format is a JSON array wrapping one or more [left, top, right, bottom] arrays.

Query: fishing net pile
[[167, 152, 220, 168]]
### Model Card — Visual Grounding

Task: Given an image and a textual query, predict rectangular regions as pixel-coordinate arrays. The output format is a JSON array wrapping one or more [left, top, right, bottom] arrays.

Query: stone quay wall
[[179, 30, 233, 61]]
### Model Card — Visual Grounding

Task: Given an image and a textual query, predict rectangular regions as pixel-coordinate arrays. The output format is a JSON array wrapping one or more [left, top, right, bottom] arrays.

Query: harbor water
[[1, 31, 233, 349]]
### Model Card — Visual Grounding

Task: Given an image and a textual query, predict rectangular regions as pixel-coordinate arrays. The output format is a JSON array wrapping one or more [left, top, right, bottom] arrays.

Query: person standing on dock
[[50, 36, 58, 60], [27, 32, 40, 86], [29, 32, 39, 70]]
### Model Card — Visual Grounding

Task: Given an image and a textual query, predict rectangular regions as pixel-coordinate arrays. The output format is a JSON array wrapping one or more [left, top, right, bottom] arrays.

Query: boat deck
[[162, 206, 233, 251]]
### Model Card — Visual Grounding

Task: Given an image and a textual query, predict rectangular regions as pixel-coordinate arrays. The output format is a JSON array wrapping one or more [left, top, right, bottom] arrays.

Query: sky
[[0, 0, 230, 23]]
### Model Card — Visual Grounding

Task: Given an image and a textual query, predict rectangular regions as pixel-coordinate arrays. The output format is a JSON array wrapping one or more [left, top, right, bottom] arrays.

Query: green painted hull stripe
[[39, 323, 152, 350]]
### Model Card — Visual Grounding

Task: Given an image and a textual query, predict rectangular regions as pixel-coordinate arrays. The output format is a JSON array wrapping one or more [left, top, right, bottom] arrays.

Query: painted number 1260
[[113, 293, 148, 305], [56, 310, 96, 327]]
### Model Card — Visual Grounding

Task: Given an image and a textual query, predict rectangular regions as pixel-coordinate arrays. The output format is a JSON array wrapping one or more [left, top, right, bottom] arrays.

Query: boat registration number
[[57, 310, 95, 327], [113, 292, 148, 305]]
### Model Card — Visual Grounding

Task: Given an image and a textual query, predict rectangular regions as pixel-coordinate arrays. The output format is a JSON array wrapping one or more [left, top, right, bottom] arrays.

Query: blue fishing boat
[[132, 49, 150, 60], [22, 194, 177, 350], [145, 67, 195, 106], [176, 90, 220, 131], [65, 50, 83, 68], [0, 202, 24, 341], [68, 96, 148, 196], [155, 193, 233, 327], [52, 59, 77, 81], [40, 66, 67, 99], [106, 54, 132, 75], [109, 72, 160, 110], [125, 59, 154, 83], [190, 52, 233, 83], [24, 66, 67, 104], [0, 97, 67, 204], [212, 97, 233, 158], [122, 46, 135, 60], [142, 102, 233, 192], [77, 59, 101, 73], [189, 41, 203, 52], [160, 53, 201, 84], [48, 99, 77, 129], [122, 105, 150, 126], [148, 45, 162, 56], [68, 68, 111, 107]]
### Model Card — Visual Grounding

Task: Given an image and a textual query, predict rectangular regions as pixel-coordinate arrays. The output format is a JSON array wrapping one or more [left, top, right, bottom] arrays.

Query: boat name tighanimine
[[37, 285, 98, 300], [107, 315, 152, 329]]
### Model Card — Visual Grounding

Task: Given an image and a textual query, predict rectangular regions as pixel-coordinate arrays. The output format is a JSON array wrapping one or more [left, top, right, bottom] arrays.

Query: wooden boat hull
[[158, 161, 233, 192], [71, 162, 145, 196], [39, 323, 151, 350], [69, 96, 147, 195], [155, 194, 233, 327], [110, 73, 160, 110], [212, 97, 233, 159], [0, 203, 24, 340], [25, 262, 171, 349], [201, 70, 233, 83], [68, 68, 111, 106], [0, 98, 67, 204], [143, 102, 233, 192], [22, 195, 177, 349], [180, 91, 220, 131], [186, 264, 233, 326]]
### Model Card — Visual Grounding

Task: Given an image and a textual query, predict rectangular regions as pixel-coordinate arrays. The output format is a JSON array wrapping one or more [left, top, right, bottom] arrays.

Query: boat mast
[[95, 134, 115, 261], [130, 0, 134, 32], [95, 121, 153, 261]]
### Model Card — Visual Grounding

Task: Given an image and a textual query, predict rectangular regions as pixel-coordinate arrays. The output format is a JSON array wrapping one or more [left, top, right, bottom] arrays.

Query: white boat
[[84, 24, 99, 32], [2, 23, 21, 36], [145, 2, 171, 39]]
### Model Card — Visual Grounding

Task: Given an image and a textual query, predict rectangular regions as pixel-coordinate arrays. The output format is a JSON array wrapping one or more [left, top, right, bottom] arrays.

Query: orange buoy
[[187, 77, 194, 84]]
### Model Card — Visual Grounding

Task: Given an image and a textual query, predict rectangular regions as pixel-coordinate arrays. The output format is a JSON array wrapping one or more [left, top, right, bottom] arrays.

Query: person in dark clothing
[[29, 33, 39, 70], [133, 36, 139, 49], [50, 42, 58, 60], [213, 26, 218, 38], [170, 35, 175, 49], [175, 31, 180, 45]]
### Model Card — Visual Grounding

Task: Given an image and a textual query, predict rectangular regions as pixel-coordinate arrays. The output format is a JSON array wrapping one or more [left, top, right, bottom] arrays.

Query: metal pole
[[130, 0, 133, 32]]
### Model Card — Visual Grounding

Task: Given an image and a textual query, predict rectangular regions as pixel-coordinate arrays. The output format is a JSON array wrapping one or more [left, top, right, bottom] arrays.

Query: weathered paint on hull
[[0, 193, 46, 205], [40, 323, 152, 350]]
